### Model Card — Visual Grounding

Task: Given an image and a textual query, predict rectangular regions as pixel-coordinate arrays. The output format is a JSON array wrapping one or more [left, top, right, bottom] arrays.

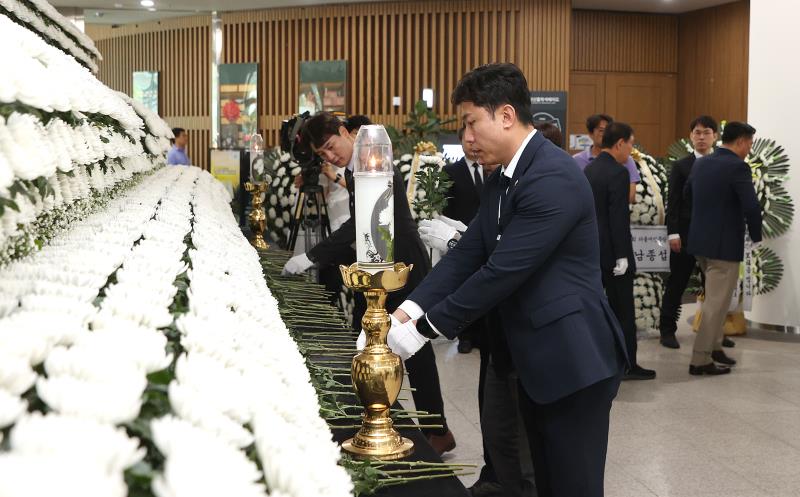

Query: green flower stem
[[376, 472, 473, 487]]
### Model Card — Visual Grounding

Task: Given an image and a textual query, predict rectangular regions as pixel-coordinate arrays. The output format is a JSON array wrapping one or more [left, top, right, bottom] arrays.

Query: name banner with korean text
[[730, 236, 755, 312], [631, 225, 669, 272]]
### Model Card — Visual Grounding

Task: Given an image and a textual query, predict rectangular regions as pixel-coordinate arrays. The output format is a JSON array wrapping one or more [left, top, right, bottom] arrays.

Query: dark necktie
[[498, 174, 510, 219], [473, 164, 483, 195]]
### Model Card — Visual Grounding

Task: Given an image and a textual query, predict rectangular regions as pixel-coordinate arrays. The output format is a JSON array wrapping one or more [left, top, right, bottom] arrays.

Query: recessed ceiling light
[[140, 0, 154, 7]]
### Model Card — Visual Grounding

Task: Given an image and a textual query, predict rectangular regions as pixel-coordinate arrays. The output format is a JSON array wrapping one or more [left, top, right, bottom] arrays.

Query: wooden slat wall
[[87, 0, 570, 151], [571, 10, 678, 74], [89, 17, 212, 169], [676, 0, 749, 137], [221, 0, 570, 145]]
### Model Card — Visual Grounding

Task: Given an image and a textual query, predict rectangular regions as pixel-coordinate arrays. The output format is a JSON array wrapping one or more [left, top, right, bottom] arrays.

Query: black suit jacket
[[686, 147, 762, 261], [665, 155, 695, 240], [308, 167, 431, 302], [408, 132, 627, 404], [583, 152, 636, 274], [442, 158, 481, 226]]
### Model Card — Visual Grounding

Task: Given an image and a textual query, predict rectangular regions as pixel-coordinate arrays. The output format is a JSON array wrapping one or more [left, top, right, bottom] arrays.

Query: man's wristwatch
[[415, 315, 440, 339], [335, 173, 343, 182], [447, 238, 458, 249]]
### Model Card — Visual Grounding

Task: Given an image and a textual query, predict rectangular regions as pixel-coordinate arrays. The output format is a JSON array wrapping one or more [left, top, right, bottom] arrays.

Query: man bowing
[[384, 63, 628, 497]]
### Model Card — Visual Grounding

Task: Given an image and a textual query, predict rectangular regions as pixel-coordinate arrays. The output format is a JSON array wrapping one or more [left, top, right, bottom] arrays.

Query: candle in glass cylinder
[[352, 125, 394, 273]]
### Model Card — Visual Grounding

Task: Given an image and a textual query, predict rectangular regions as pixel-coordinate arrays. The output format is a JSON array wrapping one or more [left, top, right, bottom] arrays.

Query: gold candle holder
[[339, 262, 415, 460], [244, 181, 269, 251]]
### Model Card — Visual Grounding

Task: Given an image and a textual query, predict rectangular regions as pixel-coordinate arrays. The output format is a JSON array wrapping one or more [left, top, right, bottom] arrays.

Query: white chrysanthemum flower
[[36, 375, 145, 424], [10, 412, 145, 474], [0, 389, 27, 429], [0, 351, 37, 395], [167, 381, 253, 448], [0, 453, 126, 497]]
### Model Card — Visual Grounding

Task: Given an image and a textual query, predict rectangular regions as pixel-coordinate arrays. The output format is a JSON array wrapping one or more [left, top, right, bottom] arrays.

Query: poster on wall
[[298, 60, 347, 115], [210, 149, 242, 197], [530, 91, 567, 147], [219, 63, 258, 149], [132, 71, 159, 114]]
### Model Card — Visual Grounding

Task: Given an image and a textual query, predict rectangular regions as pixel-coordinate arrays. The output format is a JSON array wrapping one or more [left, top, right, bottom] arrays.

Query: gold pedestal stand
[[339, 262, 415, 460], [244, 181, 269, 251]]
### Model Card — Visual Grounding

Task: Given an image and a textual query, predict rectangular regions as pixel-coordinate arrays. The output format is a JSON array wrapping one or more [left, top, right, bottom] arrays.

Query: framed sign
[[631, 225, 669, 272], [219, 63, 258, 149], [132, 71, 159, 114], [299, 60, 347, 114], [530, 91, 567, 145], [210, 148, 242, 197]]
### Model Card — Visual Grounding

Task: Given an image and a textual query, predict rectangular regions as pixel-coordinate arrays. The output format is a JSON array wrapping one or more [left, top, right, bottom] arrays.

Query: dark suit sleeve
[[408, 213, 487, 311], [684, 168, 694, 215], [608, 167, 632, 262], [426, 171, 584, 338], [665, 160, 686, 235], [307, 170, 356, 266], [732, 161, 763, 243], [307, 217, 355, 266]]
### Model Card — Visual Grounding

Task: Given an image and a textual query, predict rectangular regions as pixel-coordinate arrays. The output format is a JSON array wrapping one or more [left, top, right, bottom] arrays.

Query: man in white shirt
[[659, 116, 719, 349], [365, 63, 627, 497]]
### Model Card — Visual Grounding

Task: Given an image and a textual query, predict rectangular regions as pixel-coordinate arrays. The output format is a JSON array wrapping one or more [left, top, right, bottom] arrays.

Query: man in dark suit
[[384, 63, 628, 497], [584, 122, 656, 381], [442, 126, 485, 354], [659, 116, 718, 349], [685, 121, 762, 375], [281, 112, 456, 454]]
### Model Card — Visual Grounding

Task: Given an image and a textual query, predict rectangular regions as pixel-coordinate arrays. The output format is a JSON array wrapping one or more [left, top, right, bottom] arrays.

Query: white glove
[[418, 219, 457, 253], [356, 315, 400, 351], [356, 316, 428, 361], [434, 214, 468, 232], [281, 253, 313, 275], [613, 257, 629, 277]]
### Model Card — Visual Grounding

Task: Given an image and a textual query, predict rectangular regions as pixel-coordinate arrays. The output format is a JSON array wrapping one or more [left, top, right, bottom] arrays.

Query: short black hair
[[452, 63, 534, 126], [171, 127, 185, 144], [721, 121, 756, 144], [301, 112, 345, 148], [345, 115, 372, 133], [586, 114, 613, 133], [534, 122, 563, 148], [601, 122, 634, 149], [689, 115, 718, 133]]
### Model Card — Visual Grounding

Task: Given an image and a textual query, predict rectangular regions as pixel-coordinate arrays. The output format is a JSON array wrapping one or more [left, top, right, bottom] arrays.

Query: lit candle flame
[[369, 156, 377, 171]]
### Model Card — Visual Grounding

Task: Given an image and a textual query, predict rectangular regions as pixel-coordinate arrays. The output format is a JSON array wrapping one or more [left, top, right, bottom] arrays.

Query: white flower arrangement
[[628, 149, 670, 332], [264, 147, 299, 246], [633, 273, 664, 333], [0, 165, 355, 496], [0, 11, 176, 265], [0, 0, 101, 72]]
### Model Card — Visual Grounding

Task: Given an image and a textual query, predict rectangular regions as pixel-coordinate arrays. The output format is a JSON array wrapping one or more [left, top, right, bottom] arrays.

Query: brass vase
[[339, 262, 415, 460], [244, 181, 269, 251]]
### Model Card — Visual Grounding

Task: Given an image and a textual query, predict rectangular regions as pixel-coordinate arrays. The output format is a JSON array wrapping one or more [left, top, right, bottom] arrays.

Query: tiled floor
[[402, 303, 800, 497]]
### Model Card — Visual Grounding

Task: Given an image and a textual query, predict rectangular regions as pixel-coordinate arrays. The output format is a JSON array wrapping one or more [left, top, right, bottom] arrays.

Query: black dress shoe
[[623, 365, 657, 381], [712, 350, 737, 366], [469, 481, 504, 497], [457, 339, 473, 354], [722, 337, 736, 348], [427, 429, 456, 455], [660, 335, 680, 349], [689, 363, 731, 376]]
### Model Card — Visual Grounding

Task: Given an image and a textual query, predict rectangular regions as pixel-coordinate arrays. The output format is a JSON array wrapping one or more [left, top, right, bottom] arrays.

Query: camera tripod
[[287, 184, 332, 252]]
